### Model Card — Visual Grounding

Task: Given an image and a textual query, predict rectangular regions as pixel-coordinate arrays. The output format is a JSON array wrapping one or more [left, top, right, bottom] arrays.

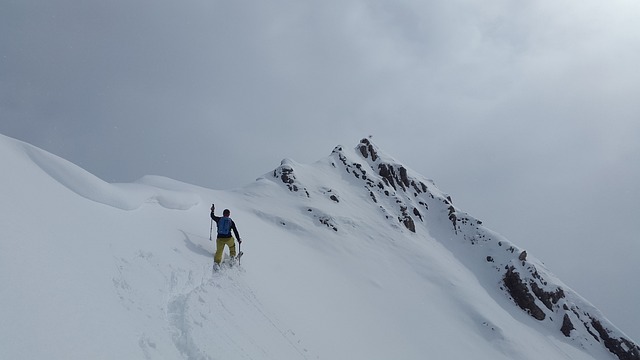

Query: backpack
[[217, 217, 232, 236]]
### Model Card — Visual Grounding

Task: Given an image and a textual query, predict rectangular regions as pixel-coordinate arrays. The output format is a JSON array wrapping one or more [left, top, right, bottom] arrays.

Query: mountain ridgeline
[[272, 138, 639, 360]]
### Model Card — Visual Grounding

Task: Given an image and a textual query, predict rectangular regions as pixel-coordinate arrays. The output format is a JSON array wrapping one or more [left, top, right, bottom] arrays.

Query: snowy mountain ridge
[[1, 133, 638, 360], [269, 138, 640, 360]]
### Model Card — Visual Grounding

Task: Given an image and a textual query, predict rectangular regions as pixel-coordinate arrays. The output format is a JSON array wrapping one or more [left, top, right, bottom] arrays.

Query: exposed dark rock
[[333, 148, 348, 166], [375, 163, 413, 193], [503, 266, 546, 320], [330, 195, 339, 203], [378, 164, 397, 190], [402, 216, 416, 232], [398, 205, 416, 232], [590, 317, 640, 360], [410, 180, 423, 194], [411, 180, 428, 194], [277, 166, 295, 184], [368, 189, 378, 203], [519, 251, 527, 261], [318, 216, 338, 232], [274, 164, 309, 197], [359, 138, 379, 161], [399, 166, 410, 189], [359, 145, 368, 158], [486, 256, 494, 262], [561, 314, 574, 337], [447, 205, 457, 232], [530, 282, 565, 310], [413, 207, 423, 221]]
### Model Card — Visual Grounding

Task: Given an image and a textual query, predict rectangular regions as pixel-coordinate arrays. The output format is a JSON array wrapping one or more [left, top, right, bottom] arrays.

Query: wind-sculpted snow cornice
[[22, 141, 199, 210]]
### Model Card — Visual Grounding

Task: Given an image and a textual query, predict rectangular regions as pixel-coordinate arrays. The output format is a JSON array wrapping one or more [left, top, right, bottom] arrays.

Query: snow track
[[163, 266, 311, 360], [112, 243, 311, 360]]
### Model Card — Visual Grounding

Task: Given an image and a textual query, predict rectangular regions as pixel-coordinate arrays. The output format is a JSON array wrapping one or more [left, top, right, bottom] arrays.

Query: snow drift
[[0, 133, 637, 360]]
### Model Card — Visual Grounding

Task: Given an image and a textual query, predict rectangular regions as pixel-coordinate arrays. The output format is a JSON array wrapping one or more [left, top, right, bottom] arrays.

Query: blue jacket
[[211, 212, 241, 239]]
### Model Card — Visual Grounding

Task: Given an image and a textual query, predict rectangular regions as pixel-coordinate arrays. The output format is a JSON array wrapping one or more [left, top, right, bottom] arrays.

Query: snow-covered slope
[[0, 133, 637, 360]]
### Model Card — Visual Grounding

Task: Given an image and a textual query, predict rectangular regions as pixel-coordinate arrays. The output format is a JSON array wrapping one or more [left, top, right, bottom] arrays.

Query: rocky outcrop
[[328, 140, 425, 233], [561, 314, 575, 337], [350, 138, 438, 233], [503, 266, 546, 321], [272, 160, 310, 198], [499, 248, 639, 360], [590, 317, 640, 360]]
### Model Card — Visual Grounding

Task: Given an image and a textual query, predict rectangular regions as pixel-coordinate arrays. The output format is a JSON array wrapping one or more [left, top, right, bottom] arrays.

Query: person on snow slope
[[210, 204, 242, 269]]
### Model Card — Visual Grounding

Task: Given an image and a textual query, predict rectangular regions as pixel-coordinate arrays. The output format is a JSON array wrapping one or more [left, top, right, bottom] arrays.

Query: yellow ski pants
[[214, 237, 237, 264]]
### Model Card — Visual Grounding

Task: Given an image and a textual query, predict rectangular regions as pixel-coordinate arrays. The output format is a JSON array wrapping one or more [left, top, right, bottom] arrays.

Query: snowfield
[[0, 133, 637, 360]]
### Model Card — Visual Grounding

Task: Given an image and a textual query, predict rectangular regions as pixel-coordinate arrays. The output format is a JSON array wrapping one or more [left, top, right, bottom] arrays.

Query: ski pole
[[209, 203, 215, 241]]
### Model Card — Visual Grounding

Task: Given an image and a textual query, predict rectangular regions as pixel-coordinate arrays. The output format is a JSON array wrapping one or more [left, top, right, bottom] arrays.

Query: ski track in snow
[[112, 246, 311, 360]]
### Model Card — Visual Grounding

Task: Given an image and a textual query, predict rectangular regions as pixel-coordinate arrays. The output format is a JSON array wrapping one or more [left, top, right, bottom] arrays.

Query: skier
[[210, 204, 242, 270]]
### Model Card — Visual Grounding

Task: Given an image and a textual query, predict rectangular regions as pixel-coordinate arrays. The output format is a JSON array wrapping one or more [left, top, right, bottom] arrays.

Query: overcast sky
[[2, 0, 639, 342]]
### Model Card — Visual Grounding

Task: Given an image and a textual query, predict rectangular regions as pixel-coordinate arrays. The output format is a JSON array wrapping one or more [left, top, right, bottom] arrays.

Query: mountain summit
[[270, 138, 640, 360], [1, 134, 637, 360]]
